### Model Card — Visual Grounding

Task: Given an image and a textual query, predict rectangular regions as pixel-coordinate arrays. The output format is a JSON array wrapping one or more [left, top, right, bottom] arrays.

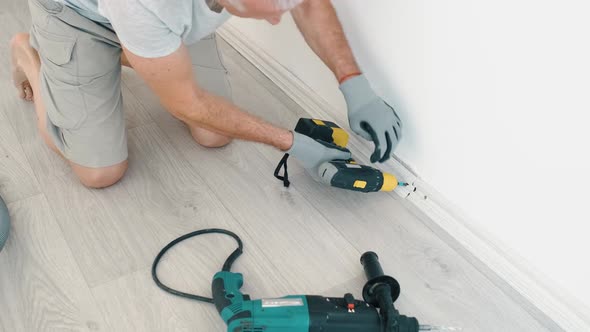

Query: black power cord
[[151, 228, 244, 304]]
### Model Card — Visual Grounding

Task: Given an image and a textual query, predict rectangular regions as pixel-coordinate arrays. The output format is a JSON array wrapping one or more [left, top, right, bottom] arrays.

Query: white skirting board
[[217, 22, 590, 331]]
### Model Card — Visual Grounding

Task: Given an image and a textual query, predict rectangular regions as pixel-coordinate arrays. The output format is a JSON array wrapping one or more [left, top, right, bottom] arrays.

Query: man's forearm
[[292, 0, 360, 82], [123, 45, 293, 151], [178, 89, 293, 151]]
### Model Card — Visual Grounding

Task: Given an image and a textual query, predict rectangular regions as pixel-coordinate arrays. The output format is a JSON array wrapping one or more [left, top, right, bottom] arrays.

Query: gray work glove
[[288, 132, 352, 179], [340, 74, 403, 163]]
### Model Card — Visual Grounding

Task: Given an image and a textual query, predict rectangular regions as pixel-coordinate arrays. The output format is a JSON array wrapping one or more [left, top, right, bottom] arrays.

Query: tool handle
[[212, 272, 245, 315], [361, 252, 385, 280], [361, 252, 401, 306], [375, 284, 397, 332]]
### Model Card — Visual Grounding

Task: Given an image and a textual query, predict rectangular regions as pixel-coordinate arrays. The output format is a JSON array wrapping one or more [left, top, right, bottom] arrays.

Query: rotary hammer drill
[[152, 229, 444, 332], [212, 251, 420, 332]]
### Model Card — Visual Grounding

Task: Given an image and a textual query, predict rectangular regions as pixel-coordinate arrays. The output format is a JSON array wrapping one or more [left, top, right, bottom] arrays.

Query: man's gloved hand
[[340, 74, 403, 163], [288, 132, 351, 179]]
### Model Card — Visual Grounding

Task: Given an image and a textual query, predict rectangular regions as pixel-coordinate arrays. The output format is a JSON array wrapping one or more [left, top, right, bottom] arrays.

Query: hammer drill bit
[[419, 325, 463, 331]]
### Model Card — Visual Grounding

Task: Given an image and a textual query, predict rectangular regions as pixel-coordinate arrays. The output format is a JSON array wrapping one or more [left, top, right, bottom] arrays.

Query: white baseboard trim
[[217, 22, 590, 331]]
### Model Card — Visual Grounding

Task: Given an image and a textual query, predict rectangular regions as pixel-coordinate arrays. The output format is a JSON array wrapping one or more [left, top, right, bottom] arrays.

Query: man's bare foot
[[10, 33, 38, 102]]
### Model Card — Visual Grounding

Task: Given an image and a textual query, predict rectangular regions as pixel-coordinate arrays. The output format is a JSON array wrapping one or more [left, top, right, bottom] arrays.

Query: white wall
[[227, 0, 590, 310]]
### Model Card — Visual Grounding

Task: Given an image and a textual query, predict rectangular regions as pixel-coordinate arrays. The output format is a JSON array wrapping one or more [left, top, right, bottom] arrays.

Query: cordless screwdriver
[[275, 118, 404, 193]]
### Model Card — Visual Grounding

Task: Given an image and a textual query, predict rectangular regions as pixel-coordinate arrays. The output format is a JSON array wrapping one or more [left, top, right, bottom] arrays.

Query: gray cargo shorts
[[28, 0, 232, 168]]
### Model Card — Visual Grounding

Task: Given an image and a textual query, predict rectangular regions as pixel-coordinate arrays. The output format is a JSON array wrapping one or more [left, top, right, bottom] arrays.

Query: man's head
[[218, 0, 305, 25]]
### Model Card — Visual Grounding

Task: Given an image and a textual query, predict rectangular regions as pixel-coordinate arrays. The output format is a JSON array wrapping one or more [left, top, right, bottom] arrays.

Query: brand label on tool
[[345, 164, 362, 168], [261, 298, 304, 308]]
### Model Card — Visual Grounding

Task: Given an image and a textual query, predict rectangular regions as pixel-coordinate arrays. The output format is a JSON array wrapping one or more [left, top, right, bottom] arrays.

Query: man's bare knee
[[197, 135, 233, 148], [72, 160, 128, 189], [189, 126, 232, 148]]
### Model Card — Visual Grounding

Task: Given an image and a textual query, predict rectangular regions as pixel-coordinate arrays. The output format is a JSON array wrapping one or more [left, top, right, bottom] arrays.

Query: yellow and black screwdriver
[[276, 118, 408, 193]]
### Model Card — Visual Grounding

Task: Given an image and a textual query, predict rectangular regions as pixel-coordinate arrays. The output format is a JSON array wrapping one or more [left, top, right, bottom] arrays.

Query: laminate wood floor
[[0, 2, 554, 331]]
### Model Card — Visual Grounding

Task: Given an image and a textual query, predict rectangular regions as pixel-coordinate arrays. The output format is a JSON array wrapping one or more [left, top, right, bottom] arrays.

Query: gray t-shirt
[[58, 0, 231, 58]]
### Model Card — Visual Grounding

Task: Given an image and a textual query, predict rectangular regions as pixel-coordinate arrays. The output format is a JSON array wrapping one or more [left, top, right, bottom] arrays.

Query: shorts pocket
[[41, 73, 89, 130], [33, 25, 76, 66], [34, 25, 88, 130]]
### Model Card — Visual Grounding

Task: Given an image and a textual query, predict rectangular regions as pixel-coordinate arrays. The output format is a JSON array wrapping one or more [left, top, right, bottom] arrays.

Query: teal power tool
[[152, 229, 445, 332], [0, 194, 10, 252], [275, 118, 408, 193]]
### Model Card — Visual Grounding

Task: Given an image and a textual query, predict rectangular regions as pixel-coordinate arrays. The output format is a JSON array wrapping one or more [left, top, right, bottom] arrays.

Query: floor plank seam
[[0, 189, 42, 207], [4, 192, 109, 330], [0, 100, 43, 199], [87, 267, 145, 291], [30, 180, 102, 293]]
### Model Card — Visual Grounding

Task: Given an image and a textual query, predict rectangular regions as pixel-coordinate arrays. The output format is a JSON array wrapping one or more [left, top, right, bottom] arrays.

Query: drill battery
[[294, 119, 350, 148]]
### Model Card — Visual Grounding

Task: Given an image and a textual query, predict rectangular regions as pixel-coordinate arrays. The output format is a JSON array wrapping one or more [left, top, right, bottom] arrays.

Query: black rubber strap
[[274, 153, 291, 188]]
